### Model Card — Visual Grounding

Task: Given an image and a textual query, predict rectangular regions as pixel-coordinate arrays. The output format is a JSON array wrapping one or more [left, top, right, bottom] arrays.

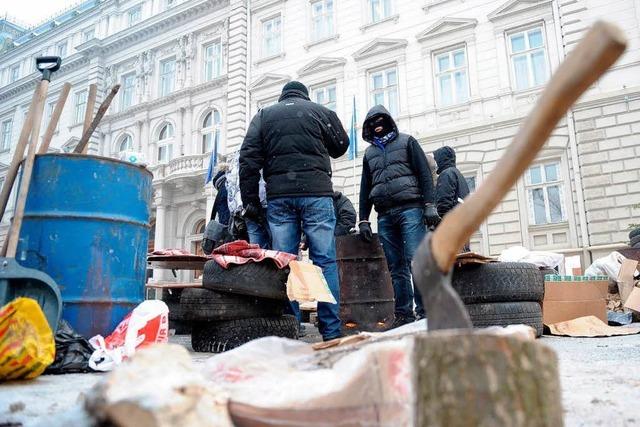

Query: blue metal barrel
[[17, 154, 152, 337]]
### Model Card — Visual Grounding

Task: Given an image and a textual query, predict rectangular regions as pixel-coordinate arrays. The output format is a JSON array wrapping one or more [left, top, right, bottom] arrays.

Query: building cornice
[[416, 18, 477, 43]]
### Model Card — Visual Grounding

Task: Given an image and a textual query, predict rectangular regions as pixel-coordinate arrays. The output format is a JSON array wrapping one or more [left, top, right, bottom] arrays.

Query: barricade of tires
[[629, 227, 640, 249], [452, 262, 545, 337], [164, 260, 298, 353]]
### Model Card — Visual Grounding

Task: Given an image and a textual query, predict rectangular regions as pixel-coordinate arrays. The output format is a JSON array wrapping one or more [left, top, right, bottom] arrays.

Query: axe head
[[412, 232, 472, 331]]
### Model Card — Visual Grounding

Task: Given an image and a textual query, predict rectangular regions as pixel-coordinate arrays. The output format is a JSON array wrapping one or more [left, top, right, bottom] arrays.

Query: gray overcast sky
[[1, 0, 78, 27]]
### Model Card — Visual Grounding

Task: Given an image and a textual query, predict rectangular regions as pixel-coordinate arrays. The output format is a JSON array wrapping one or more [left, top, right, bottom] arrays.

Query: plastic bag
[[44, 320, 94, 375], [89, 300, 169, 372], [585, 251, 626, 280], [0, 297, 55, 381], [498, 246, 564, 270]]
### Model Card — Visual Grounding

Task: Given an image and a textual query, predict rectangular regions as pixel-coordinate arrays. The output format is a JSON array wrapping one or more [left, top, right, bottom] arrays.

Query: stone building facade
[[0, 0, 639, 280]]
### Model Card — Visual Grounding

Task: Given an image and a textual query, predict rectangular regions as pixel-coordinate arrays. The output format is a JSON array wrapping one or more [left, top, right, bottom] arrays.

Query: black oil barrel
[[336, 234, 395, 334]]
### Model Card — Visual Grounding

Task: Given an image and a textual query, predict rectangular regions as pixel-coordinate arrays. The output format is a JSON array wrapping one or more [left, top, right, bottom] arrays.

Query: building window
[[262, 15, 282, 58], [435, 47, 469, 107], [159, 59, 176, 97], [9, 64, 20, 83], [121, 74, 136, 110], [56, 41, 68, 58], [157, 123, 174, 163], [74, 90, 88, 124], [201, 110, 221, 154], [118, 135, 134, 155], [62, 140, 78, 153], [45, 101, 58, 133], [312, 84, 337, 111], [464, 175, 476, 192], [128, 6, 142, 27], [164, 0, 176, 10], [311, 0, 334, 41], [369, 0, 393, 23], [204, 42, 223, 81], [525, 162, 566, 225], [81, 27, 95, 43], [508, 26, 549, 91], [1, 119, 12, 151], [369, 67, 398, 115]]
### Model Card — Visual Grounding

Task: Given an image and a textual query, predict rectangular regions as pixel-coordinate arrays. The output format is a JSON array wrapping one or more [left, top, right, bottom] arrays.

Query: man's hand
[[423, 203, 441, 228], [358, 221, 373, 243], [242, 203, 262, 223]]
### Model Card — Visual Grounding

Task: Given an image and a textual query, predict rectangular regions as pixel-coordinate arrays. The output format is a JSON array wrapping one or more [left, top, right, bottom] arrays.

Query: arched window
[[201, 110, 221, 154], [157, 123, 174, 163], [118, 135, 133, 155]]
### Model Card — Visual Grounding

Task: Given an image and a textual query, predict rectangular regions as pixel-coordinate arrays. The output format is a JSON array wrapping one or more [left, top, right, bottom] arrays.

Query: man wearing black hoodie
[[239, 81, 350, 341], [358, 105, 439, 326]]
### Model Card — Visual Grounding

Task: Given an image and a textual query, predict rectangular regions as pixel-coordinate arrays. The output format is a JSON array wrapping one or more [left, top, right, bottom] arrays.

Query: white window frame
[[128, 5, 143, 27], [201, 110, 221, 154], [81, 27, 95, 43], [368, 65, 399, 116], [44, 101, 58, 133], [9, 64, 20, 83], [311, 83, 337, 111], [525, 161, 567, 226], [56, 41, 68, 58], [434, 46, 470, 107], [203, 41, 223, 82], [310, 0, 335, 42], [118, 134, 134, 156], [157, 123, 174, 163], [1, 119, 13, 151], [159, 58, 176, 97], [74, 90, 88, 125], [121, 73, 136, 111], [261, 15, 282, 59], [507, 25, 549, 91], [368, 0, 393, 24]]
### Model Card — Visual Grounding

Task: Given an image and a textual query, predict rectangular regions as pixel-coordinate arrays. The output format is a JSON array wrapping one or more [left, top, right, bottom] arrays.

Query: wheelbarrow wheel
[[191, 315, 299, 353]]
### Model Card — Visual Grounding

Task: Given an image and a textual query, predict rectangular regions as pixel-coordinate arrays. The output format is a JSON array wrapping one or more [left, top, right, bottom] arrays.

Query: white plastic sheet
[[584, 251, 627, 280], [499, 245, 564, 270]]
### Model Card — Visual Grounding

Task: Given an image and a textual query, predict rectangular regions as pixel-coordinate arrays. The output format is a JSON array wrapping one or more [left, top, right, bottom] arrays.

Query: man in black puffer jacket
[[240, 81, 349, 341], [358, 105, 439, 327], [434, 146, 470, 251]]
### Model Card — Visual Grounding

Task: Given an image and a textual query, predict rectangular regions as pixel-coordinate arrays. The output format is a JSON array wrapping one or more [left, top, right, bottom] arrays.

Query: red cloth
[[211, 240, 296, 269]]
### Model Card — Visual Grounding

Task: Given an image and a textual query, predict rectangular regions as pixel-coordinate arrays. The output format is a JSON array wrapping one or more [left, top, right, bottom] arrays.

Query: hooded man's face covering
[[373, 116, 391, 136]]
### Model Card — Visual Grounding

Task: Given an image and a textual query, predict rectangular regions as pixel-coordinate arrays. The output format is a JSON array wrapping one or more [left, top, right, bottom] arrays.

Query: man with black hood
[[239, 81, 350, 341], [433, 146, 470, 248], [358, 105, 439, 327]]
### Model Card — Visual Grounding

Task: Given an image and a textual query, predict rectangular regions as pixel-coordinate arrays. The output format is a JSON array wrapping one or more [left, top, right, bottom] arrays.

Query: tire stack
[[168, 260, 298, 353], [452, 262, 545, 337], [630, 228, 640, 249]]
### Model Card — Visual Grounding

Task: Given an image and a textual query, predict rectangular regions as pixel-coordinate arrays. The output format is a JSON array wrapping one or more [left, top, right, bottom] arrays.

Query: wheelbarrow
[[0, 57, 63, 330]]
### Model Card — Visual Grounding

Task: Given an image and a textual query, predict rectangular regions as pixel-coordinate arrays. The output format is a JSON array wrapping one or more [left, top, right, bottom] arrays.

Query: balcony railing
[[149, 152, 210, 182]]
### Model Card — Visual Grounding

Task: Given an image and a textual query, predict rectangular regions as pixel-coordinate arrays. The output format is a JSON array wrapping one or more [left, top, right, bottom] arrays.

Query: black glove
[[358, 221, 373, 243], [242, 203, 262, 223], [423, 203, 441, 228]]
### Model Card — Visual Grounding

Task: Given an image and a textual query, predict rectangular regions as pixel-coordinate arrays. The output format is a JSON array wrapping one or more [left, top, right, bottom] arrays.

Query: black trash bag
[[44, 320, 94, 375]]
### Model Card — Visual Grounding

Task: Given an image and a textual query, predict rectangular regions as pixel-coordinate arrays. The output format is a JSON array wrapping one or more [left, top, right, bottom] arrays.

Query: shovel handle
[[431, 21, 627, 272]]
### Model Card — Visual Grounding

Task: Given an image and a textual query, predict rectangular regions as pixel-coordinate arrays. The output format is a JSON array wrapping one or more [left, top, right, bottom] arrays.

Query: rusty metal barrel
[[336, 234, 395, 334]]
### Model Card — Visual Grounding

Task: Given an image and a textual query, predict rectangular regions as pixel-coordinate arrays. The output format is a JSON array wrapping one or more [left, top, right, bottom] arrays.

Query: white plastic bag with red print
[[88, 300, 169, 371]]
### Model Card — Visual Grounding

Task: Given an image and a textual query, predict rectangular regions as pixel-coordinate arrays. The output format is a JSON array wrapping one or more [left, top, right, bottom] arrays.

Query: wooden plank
[[145, 282, 203, 289], [148, 260, 207, 270]]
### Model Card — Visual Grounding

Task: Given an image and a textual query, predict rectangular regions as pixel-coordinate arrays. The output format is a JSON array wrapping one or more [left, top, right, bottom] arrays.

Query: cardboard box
[[543, 275, 609, 325]]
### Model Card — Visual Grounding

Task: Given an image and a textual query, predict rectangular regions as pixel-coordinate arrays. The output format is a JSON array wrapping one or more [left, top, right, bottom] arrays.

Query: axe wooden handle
[[432, 21, 627, 272]]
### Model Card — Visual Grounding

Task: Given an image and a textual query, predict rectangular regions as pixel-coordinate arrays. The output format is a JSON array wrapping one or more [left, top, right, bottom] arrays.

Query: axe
[[413, 21, 627, 331]]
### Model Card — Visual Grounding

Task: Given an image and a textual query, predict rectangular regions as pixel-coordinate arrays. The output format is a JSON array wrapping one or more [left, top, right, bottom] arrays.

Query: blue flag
[[204, 139, 218, 185], [348, 96, 357, 160]]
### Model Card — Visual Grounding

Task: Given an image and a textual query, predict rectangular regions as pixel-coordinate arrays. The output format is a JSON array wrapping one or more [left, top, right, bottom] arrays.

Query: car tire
[[452, 262, 544, 304], [629, 228, 640, 240], [173, 288, 286, 322], [630, 234, 640, 247], [465, 301, 543, 337], [191, 315, 299, 353], [203, 260, 290, 300]]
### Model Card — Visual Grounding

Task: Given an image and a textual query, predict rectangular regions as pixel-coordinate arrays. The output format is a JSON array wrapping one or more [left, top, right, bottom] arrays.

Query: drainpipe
[[551, 1, 591, 264]]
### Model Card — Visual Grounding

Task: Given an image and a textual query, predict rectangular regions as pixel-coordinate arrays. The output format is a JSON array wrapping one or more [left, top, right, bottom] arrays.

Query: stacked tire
[[630, 228, 640, 249], [169, 260, 298, 353], [452, 262, 545, 337]]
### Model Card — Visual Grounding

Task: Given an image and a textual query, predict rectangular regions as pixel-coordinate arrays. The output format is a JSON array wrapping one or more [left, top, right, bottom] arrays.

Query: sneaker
[[391, 315, 414, 329]]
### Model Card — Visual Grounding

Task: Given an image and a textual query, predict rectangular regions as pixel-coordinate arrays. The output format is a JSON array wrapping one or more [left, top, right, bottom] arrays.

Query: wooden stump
[[414, 332, 562, 427]]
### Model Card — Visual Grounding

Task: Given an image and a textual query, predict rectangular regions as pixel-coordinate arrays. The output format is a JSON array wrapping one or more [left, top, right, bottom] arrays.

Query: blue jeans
[[267, 197, 341, 340], [246, 218, 272, 249], [378, 207, 426, 319]]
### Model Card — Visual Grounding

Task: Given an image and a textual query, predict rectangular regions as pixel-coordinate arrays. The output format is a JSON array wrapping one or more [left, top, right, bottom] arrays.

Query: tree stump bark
[[413, 331, 562, 427]]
